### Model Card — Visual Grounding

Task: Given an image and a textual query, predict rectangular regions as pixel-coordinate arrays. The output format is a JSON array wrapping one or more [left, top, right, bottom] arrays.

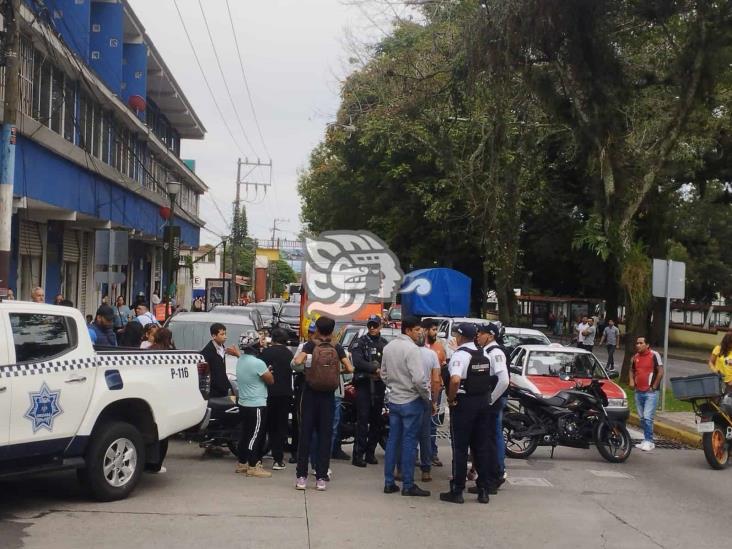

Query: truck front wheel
[[80, 421, 146, 501]]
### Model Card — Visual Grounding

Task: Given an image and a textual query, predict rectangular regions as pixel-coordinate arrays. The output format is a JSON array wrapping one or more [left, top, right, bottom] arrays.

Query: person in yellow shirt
[[708, 332, 732, 391]]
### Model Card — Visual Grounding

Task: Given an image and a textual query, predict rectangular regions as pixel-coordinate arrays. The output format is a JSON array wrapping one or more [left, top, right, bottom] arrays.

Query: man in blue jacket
[[88, 305, 117, 346]]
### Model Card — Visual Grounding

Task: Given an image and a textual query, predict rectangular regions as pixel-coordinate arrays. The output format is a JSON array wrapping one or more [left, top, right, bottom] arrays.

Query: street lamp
[[167, 180, 181, 206], [164, 180, 181, 318]]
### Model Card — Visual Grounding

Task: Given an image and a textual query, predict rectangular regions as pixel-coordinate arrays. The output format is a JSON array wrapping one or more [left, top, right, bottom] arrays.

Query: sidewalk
[[628, 410, 701, 448], [545, 332, 710, 364]]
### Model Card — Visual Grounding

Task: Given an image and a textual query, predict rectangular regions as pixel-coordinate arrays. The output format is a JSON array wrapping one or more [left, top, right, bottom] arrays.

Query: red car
[[508, 344, 629, 422]]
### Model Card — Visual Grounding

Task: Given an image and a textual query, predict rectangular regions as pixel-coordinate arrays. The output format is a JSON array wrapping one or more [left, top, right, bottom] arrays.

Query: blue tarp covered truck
[[400, 268, 471, 317]]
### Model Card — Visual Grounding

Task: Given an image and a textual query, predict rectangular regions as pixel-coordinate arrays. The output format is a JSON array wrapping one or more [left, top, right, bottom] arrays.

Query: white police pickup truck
[[0, 301, 208, 501]]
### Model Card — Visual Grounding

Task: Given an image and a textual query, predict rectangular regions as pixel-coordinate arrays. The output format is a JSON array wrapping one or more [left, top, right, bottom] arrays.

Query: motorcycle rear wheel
[[702, 422, 731, 470], [594, 421, 632, 463], [503, 413, 539, 459]]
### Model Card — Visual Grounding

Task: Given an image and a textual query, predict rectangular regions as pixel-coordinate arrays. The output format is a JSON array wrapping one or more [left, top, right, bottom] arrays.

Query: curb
[[628, 412, 701, 448]]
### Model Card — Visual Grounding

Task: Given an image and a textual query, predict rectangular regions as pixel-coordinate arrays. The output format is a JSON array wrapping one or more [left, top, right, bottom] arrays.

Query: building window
[[92, 104, 102, 159], [63, 80, 76, 143], [19, 39, 34, 117], [102, 112, 111, 164], [50, 67, 64, 134]]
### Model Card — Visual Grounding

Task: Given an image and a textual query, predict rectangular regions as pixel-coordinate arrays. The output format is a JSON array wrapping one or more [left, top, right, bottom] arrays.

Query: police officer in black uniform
[[440, 323, 496, 504], [466, 322, 510, 495], [350, 315, 388, 467]]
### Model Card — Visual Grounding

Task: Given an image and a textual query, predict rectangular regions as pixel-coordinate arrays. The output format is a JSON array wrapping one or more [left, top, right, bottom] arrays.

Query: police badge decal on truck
[[24, 382, 63, 432]]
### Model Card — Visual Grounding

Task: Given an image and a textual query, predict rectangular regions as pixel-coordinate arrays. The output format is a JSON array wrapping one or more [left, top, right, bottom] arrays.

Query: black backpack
[[457, 346, 496, 396]]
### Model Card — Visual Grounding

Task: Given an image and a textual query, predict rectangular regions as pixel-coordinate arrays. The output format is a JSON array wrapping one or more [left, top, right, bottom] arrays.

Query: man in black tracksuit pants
[[350, 316, 388, 467], [262, 328, 295, 470]]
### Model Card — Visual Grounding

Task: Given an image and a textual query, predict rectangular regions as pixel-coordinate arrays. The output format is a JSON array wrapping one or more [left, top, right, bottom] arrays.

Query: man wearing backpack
[[439, 323, 499, 505], [291, 316, 353, 491]]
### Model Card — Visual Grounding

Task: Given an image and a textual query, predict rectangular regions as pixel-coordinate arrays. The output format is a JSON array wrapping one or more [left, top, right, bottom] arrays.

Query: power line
[[202, 193, 232, 230], [197, 0, 259, 158], [224, 0, 271, 159], [171, 0, 249, 158]]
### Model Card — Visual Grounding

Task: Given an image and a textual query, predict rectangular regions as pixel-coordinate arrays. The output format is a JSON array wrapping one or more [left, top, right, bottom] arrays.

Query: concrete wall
[[669, 326, 729, 351]]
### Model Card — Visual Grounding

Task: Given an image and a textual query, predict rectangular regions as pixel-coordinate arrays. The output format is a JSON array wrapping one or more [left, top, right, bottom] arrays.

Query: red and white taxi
[[508, 344, 629, 422]]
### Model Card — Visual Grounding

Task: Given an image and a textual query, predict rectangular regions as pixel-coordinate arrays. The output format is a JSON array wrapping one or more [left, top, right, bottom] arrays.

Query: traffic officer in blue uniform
[[350, 315, 388, 467], [440, 322, 497, 504], [467, 322, 510, 496]]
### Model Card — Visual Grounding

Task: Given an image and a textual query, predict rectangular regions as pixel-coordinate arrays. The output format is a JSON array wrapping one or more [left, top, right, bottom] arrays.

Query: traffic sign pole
[[661, 260, 671, 412]]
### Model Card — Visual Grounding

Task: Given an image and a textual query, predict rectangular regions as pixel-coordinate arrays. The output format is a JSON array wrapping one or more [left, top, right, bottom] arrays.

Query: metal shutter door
[[19, 220, 43, 256], [63, 229, 80, 263], [79, 232, 89, 307]]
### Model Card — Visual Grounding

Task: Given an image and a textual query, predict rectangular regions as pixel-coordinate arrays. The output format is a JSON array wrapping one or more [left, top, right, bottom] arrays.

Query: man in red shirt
[[423, 319, 447, 466], [629, 336, 664, 451]]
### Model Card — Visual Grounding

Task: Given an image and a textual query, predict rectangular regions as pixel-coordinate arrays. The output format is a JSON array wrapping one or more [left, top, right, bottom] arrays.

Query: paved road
[[591, 345, 708, 378], [1, 436, 730, 549]]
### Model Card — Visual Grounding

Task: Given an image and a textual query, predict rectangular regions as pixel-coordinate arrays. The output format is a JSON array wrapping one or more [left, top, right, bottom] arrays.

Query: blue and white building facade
[[1, 0, 207, 314]]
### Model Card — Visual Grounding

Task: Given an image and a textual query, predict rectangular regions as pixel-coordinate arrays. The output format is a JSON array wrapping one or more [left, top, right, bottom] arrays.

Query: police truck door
[[0, 313, 11, 456], [7, 310, 96, 456]]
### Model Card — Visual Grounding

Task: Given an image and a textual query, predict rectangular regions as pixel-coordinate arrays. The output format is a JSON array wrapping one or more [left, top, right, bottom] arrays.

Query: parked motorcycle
[[180, 366, 241, 453], [671, 373, 732, 469], [503, 377, 632, 463], [338, 382, 390, 449]]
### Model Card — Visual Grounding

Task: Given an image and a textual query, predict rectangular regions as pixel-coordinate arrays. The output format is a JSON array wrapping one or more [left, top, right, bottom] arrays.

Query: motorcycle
[[503, 376, 632, 463], [338, 381, 390, 449], [670, 373, 732, 469], [181, 368, 242, 454]]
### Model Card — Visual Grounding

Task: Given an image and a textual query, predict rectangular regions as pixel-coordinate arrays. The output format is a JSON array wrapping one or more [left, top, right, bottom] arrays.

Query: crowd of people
[[200, 312, 510, 504], [12, 288, 732, 498]]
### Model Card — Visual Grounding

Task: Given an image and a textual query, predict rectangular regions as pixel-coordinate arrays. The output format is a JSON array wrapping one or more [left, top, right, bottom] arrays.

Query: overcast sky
[[126, 0, 389, 245]]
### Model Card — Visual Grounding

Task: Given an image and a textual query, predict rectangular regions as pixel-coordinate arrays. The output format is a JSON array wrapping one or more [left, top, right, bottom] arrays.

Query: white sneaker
[[643, 441, 655, 451], [634, 441, 646, 450]]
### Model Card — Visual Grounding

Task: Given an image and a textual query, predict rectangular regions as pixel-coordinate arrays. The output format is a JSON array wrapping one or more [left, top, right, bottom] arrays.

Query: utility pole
[[270, 218, 289, 245], [238, 158, 272, 203], [232, 157, 271, 303], [0, 0, 21, 298]]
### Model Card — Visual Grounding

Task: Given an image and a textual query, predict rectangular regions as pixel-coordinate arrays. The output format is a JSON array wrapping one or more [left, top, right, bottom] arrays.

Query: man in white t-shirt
[[134, 303, 159, 327], [575, 316, 588, 347]]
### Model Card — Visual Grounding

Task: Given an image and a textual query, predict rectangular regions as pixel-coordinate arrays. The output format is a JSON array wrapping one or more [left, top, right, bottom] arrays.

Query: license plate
[[697, 421, 715, 433]]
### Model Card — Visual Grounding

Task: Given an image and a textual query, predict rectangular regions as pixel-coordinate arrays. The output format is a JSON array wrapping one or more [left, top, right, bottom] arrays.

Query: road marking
[[506, 477, 553, 487], [587, 469, 634, 479]]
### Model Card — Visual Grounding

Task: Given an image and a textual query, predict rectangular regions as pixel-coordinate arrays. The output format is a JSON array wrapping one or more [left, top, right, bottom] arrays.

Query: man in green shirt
[[235, 334, 275, 478]]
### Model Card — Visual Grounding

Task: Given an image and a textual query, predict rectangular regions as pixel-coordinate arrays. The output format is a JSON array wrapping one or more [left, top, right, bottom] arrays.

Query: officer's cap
[[456, 323, 477, 339], [367, 315, 382, 328], [477, 323, 500, 337]]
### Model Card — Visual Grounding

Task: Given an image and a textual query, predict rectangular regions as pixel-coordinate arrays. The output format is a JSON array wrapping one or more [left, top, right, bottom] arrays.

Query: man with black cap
[[439, 322, 495, 504], [350, 314, 388, 467], [88, 305, 118, 346], [471, 322, 510, 495]]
